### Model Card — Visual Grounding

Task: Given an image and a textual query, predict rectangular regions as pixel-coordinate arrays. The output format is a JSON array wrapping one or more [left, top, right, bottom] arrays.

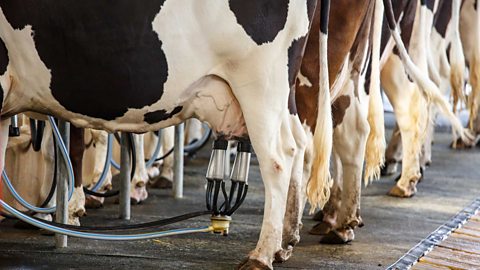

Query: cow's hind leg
[[323, 87, 369, 244], [230, 83, 298, 269], [382, 57, 426, 197], [382, 124, 402, 176], [237, 110, 297, 270], [275, 115, 307, 263], [309, 151, 342, 236]]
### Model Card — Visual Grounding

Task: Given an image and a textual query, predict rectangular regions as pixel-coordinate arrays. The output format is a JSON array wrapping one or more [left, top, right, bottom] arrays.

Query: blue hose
[[90, 133, 113, 192], [1, 117, 75, 213], [0, 200, 213, 240]]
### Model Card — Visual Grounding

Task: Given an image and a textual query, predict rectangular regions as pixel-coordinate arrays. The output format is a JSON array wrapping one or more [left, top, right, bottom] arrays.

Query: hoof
[[148, 176, 173, 189], [68, 217, 80, 226], [309, 221, 332, 235], [74, 208, 86, 218], [312, 210, 324, 221], [130, 184, 148, 204], [417, 167, 424, 183], [147, 166, 161, 180], [451, 137, 472, 149], [381, 161, 398, 176], [394, 168, 423, 183], [320, 228, 354, 244], [388, 184, 416, 198], [85, 196, 104, 209], [357, 218, 364, 228], [237, 258, 272, 270], [274, 246, 293, 263], [130, 197, 141, 205]]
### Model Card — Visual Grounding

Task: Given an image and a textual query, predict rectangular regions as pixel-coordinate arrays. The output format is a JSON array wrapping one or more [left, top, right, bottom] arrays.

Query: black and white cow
[[0, 1, 335, 268]]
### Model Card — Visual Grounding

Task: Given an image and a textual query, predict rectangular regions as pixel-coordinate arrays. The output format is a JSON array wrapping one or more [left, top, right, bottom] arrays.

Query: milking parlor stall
[[0, 0, 480, 269]]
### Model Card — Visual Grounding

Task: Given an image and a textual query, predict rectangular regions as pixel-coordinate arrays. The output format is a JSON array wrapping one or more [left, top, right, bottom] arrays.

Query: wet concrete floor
[[0, 129, 479, 269]]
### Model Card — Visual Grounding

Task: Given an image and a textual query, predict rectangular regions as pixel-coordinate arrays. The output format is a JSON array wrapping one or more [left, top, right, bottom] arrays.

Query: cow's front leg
[[382, 124, 402, 176], [237, 111, 296, 270], [84, 130, 112, 209], [68, 126, 86, 225], [275, 115, 307, 263], [420, 114, 434, 169], [149, 127, 174, 189], [130, 134, 149, 204]]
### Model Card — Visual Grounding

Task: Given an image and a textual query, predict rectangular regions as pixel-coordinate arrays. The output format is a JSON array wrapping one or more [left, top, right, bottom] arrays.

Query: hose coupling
[[210, 215, 232, 236]]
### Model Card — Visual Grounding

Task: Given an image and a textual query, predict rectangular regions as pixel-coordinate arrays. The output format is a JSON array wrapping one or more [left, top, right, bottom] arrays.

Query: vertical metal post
[[173, 123, 184, 199], [119, 132, 131, 220], [55, 120, 69, 248]]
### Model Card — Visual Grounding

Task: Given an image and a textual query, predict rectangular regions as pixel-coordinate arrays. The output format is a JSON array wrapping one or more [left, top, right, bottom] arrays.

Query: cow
[[292, 0, 385, 244], [296, 0, 473, 244], [382, 0, 469, 178], [379, 0, 473, 197], [0, 1, 332, 268]]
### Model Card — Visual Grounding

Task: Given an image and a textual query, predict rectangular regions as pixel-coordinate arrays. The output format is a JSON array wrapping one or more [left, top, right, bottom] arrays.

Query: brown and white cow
[[292, 0, 386, 244], [383, 0, 469, 175], [380, 0, 473, 197]]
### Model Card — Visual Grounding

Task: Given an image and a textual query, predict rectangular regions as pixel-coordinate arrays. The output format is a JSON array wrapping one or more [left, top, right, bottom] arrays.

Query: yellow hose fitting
[[210, 216, 232, 236]]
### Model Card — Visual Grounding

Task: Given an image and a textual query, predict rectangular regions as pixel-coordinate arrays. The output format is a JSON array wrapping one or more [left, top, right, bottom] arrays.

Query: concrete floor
[[0, 129, 479, 269]]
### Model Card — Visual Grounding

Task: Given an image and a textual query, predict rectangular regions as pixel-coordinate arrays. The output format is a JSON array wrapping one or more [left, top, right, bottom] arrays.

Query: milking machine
[[205, 139, 251, 235], [1, 119, 251, 242], [8, 115, 20, 137]]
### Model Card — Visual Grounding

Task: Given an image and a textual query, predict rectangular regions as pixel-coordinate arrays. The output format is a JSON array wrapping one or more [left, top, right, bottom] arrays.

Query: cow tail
[[449, 0, 467, 115], [364, 0, 386, 186], [307, 0, 333, 213], [383, 0, 474, 144]]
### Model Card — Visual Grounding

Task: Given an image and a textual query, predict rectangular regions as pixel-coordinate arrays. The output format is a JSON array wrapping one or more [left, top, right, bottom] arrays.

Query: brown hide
[[296, 0, 372, 131]]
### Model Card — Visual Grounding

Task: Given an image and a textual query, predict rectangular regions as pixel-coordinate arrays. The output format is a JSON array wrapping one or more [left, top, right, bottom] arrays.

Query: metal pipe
[[119, 132, 131, 220], [173, 124, 184, 199], [55, 120, 69, 248]]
